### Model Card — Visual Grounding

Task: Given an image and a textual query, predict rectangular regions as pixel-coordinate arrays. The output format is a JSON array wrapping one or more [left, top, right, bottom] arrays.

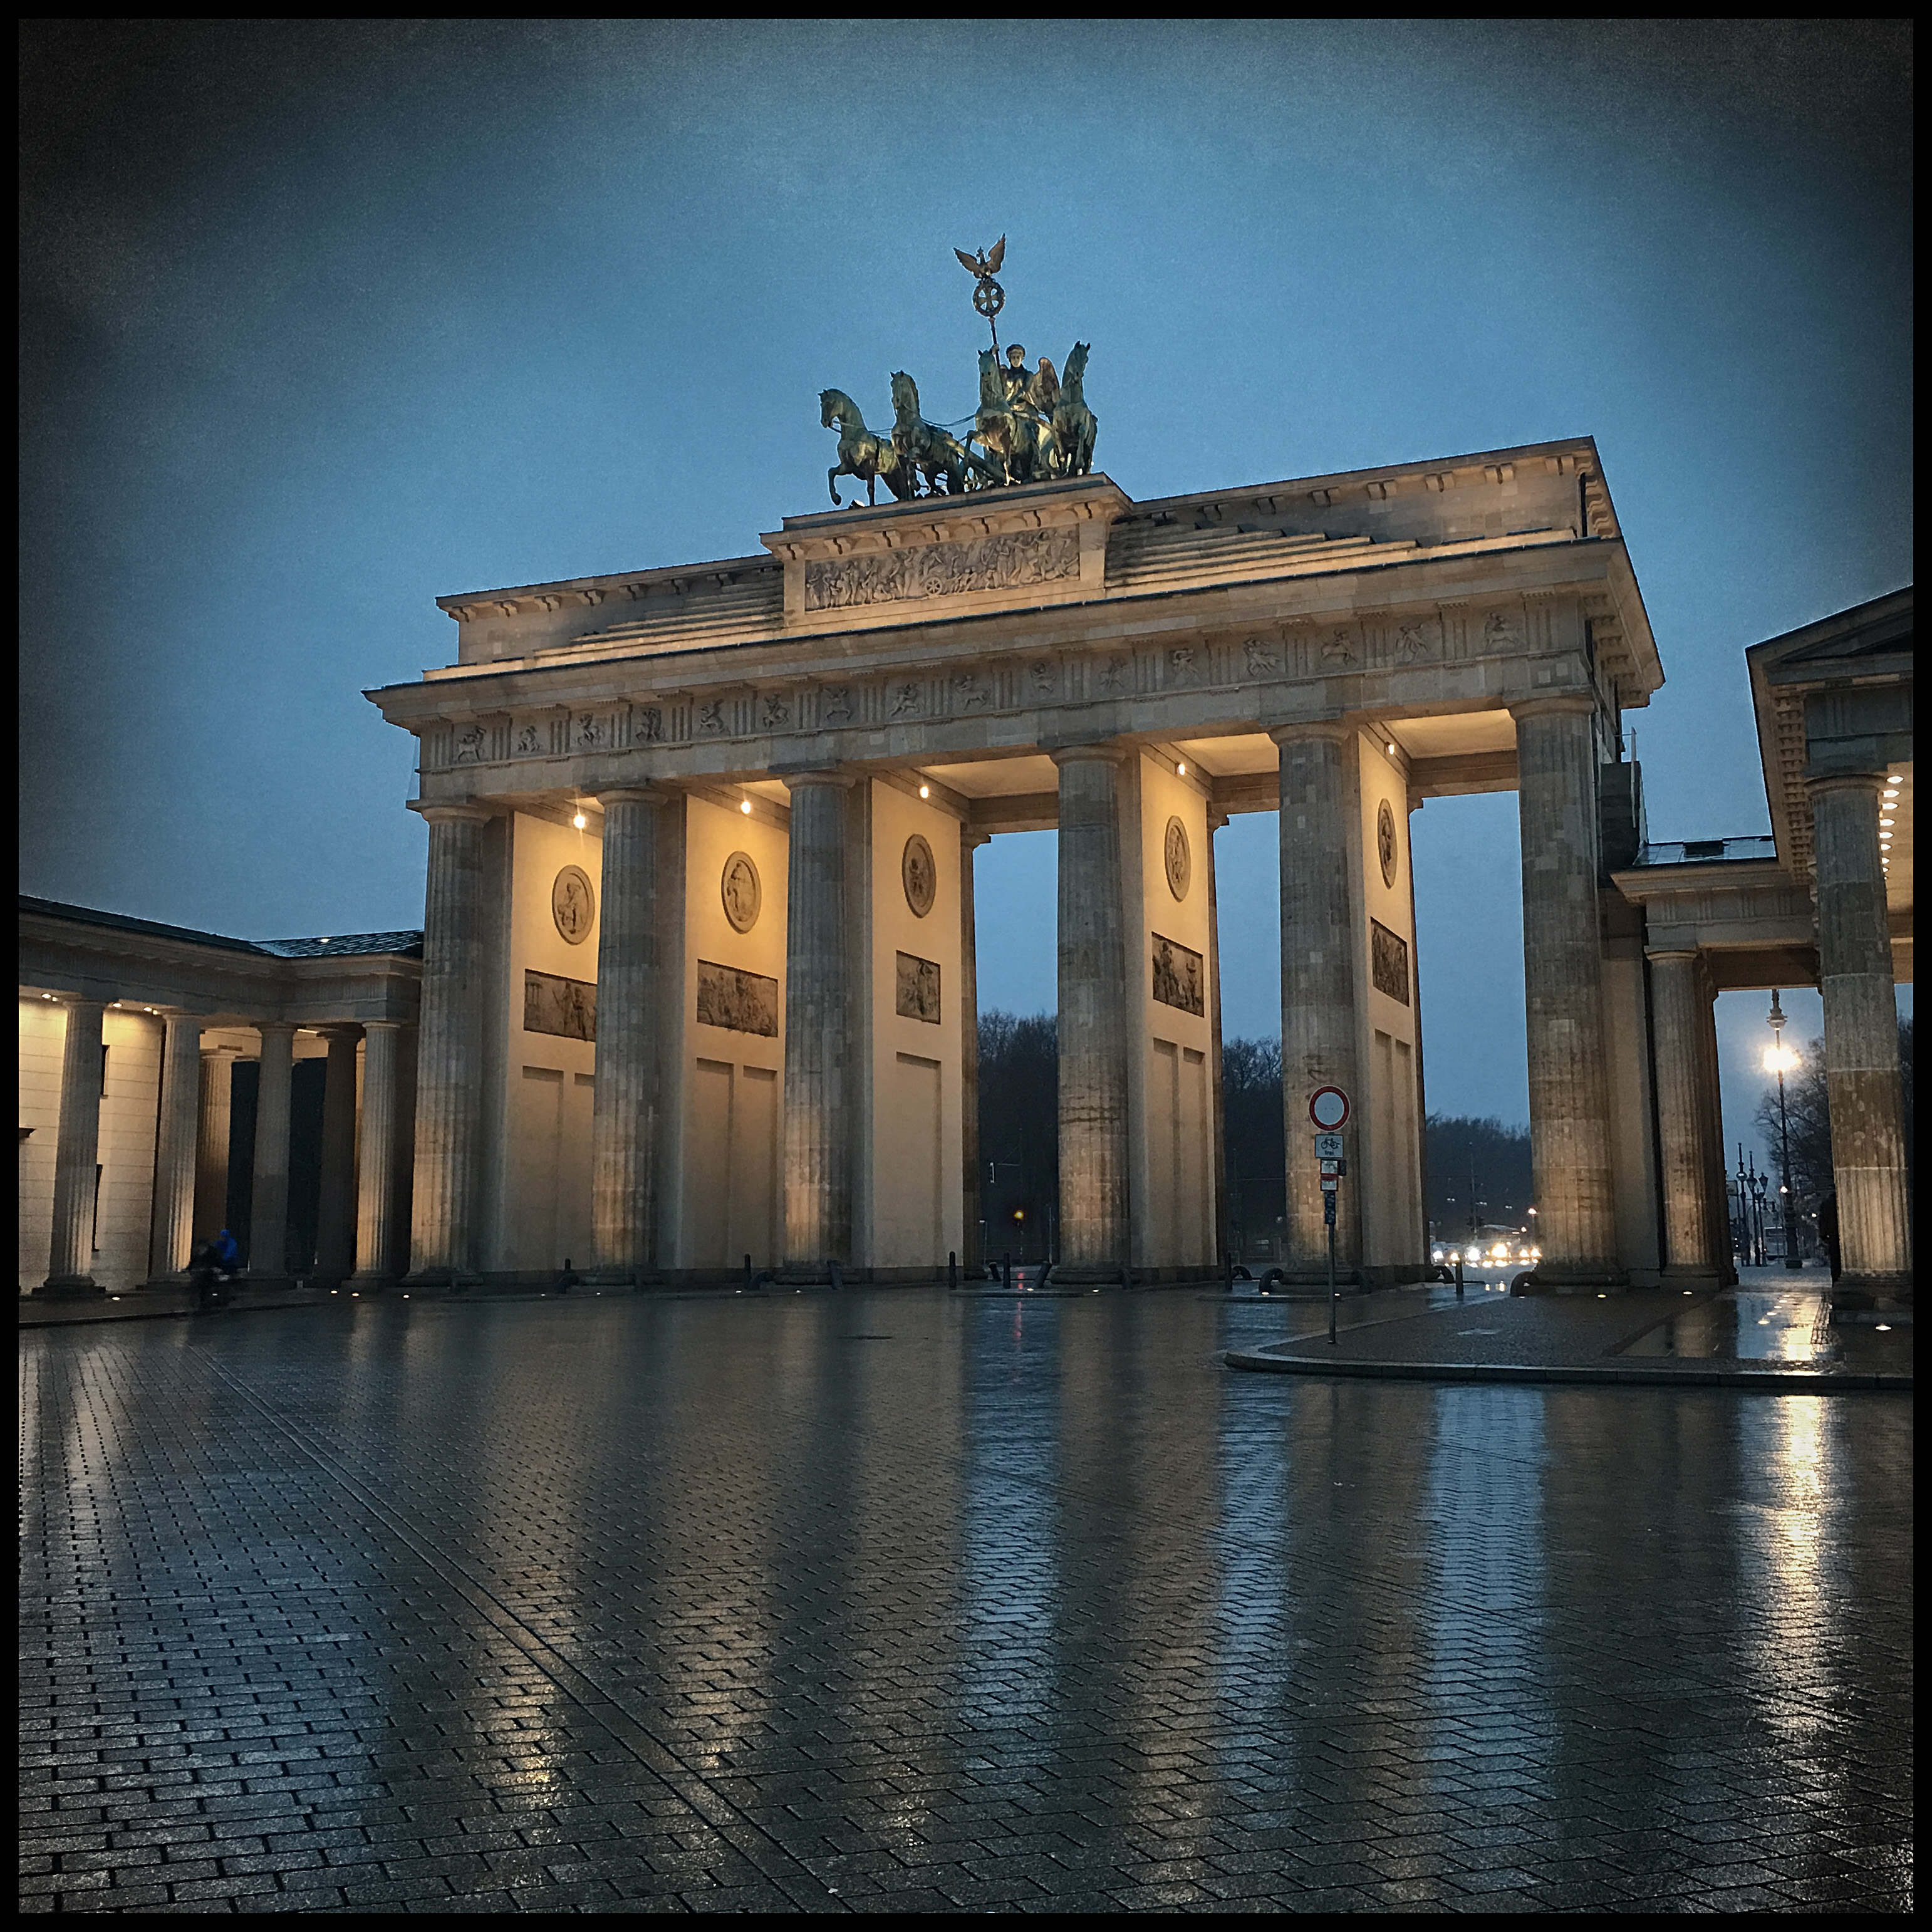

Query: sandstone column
[[960, 829, 989, 1270], [1273, 722, 1361, 1276], [1648, 952, 1720, 1284], [147, 1015, 202, 1282], [1692, 963, 1735, 1283], [1513, 697, 1620, 1284], [409, 804, 493, 1280], [1809, 774, 1911, 1306], [194, 1048, 237, 1241], [783, 773, 854, 1270], [1207, 809, 1229, 1267], [1054, 745, 1130, 1275], [350, 1021, 407, 1285], [45, 999, 106, 1292], [313, 1027, 361, 1281], [249, 1022, 296, 1275], [590, 787, 663, 1281]]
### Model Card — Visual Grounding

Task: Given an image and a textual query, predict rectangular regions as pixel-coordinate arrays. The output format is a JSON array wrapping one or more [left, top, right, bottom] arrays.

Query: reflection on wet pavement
[[19, 1291, 1915, 1911]]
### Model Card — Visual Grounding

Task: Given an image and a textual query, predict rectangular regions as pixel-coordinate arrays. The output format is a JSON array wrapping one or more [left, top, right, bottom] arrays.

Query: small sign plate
[[1320, 1173, 1339, 1192], [1320, 1158, 1340, 1176], [1314, 1133, 1344, 1160]]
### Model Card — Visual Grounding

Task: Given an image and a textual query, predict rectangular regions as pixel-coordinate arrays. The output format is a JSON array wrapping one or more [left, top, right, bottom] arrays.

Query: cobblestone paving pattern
[[20, 1291, 1914, 1911]]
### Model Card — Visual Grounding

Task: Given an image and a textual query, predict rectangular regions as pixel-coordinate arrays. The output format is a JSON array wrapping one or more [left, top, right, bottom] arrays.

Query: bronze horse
[[1048, 342, 1098, 479], [820, 389, 913, 507], [972, 348, 1052, 487], [890, 373, 991, 496]]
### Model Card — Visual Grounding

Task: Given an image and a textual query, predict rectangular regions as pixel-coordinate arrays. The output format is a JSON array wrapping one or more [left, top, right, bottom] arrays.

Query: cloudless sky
[[21, 21, 1911, 1159]]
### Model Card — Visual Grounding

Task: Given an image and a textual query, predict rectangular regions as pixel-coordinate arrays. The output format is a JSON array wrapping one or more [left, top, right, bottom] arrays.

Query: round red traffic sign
[[1309, 1086, 1350, 1131]]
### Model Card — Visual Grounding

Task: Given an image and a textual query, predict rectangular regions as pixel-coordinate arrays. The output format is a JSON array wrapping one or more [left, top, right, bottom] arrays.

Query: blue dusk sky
[[20, 21, 1911, 1155]]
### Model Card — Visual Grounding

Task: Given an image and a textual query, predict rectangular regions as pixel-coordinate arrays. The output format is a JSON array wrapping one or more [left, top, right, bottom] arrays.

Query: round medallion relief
[[1377, 799, 1398, 888], [720, 851, 762, 933], [901, 834, 937, 918], [552, 865, 595, 945], [1163, 816, 1191, 902]]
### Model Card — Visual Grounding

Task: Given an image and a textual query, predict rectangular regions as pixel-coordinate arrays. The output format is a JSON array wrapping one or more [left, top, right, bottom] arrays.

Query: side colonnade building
[[19, 901, 420, 1293]]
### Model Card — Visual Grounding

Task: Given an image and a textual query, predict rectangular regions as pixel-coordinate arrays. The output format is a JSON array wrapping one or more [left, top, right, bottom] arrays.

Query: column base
[[38, 1275, 103, 1297], [1829, 1273, 1913, 1314], [1513, 1263, 1629, 1294], [1658, 1265, 1723, 1290], [1047, 1260, 1126, 1287]]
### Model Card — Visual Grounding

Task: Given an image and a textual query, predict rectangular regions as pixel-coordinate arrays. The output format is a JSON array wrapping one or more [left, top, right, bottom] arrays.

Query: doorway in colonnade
[[972, 829, 1058, 1271]]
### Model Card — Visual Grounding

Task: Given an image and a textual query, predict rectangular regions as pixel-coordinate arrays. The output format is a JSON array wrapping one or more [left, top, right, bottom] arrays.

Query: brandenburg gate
[[368, 430, 1674, 1292]]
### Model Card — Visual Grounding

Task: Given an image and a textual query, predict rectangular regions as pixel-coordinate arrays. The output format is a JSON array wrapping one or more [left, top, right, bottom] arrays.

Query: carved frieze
[[1370, 920, 1410, 1004], [696, 960, 779, 1036], [524, 969, 596, 1041], [895, 952, 942, 1024], [803, 527, 1078, 612], [1151, 934, 1205, 1016]]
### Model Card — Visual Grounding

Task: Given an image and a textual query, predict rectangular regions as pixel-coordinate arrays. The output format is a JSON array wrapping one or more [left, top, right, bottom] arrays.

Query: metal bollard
[[948, 1250, 958, 1291], [1455, 1255, 1464, 1302], [1003, 1250, 1012, 1289], [744, 1253, 754, 1293]]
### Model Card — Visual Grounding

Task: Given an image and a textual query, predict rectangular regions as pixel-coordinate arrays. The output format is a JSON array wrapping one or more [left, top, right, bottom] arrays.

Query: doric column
[[249, 1021, 296, 1275], [1054, 745, 1130, 1275], [45, 999, 106, 1292], [1692, 963, 1735, 1284], [350, 1021, 407, 1284], [1207, 808, 1229, 1268], [782, 773, 855, 1270], [194, 1048, 236, 1241], [960, 829, 989, 1269], [1513, 697, 1621, 1283], [1809, 774, 1911, 1305], [147, 1015, 202, 1282], [590, 787, 663, 1280], [408, 804, 493, 1280], [1272, 722, 1360, 1276], [313, 1027, 361, 1281], [1649, 952, 1720, 1283]]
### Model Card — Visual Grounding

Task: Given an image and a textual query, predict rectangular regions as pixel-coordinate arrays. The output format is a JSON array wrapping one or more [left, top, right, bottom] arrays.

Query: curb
[[1223, 1348, 1912, 1393], [20, 1295, 327, 1330]]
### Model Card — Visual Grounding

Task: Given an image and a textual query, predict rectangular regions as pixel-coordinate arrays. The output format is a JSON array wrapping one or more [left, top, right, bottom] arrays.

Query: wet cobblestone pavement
[[20, 1291, 1914, 1911]]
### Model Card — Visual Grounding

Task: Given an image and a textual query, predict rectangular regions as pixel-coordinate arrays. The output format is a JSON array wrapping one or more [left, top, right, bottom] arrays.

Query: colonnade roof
[[18, 897, 422, 1027]]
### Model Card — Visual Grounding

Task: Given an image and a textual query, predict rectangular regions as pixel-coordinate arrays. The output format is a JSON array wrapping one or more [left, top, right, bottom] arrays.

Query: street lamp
[[1763, 990, 1802, 1271]]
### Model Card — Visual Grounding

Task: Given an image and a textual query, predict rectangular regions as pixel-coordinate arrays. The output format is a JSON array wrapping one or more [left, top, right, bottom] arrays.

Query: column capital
[[1509, 693, 1596, 723], [962, 828, 992, 851], [1804, 769, 1886, 801], [1645, 947, 1700, 965], [594, 785, 663, 808], [1049, 740, 1128, 767], [256, 1019, 298, 1041], [408, 800, 495, 825], [316, 1023, 364, 1044], [1268, 718, 1351, 748], [361, 1017, 403, 1035], [777, 767, 858, 791]]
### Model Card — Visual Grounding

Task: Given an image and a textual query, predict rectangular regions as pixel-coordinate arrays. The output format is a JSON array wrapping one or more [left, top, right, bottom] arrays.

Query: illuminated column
[[1809, 773, 1910, 1304], [1207, 808, 1228, 1266], [147, 1015, 202, 1281], [1648, 952, 1719, 1283], [960, 828, 989, 1269], [589, 787, 663, 1280], [194, 1048, 236, 1241], [1273, 721, 1361, 1276], [408, 804, 492, 1279], [1513, 697, 1620, 1283], [45, 999, 106, 1292], [248, 1022, 296, 1275], [782, 773, 855, 1270], [350, 1021, 408, 1284], [313, 1027, 361, 1280], [1054, 745, 1131, 1275]]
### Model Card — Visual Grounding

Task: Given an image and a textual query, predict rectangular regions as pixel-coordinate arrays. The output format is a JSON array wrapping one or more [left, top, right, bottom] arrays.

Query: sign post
[[1309, 1088, 1351, 1345]]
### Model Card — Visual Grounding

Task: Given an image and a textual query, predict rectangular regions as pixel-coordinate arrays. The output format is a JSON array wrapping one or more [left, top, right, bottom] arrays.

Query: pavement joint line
[[194, 1349, 849, 1913]]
